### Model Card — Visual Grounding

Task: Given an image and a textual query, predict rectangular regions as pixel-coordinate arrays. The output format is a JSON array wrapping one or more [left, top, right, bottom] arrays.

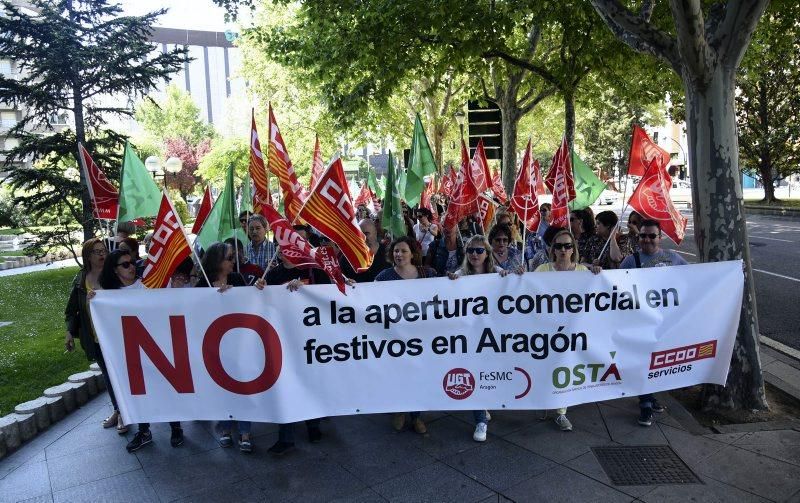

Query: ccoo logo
[[443, 368, 475, 400]]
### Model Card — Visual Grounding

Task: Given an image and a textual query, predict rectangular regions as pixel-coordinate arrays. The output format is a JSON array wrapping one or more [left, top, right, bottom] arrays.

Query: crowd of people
[[64, 199, 687, 454]]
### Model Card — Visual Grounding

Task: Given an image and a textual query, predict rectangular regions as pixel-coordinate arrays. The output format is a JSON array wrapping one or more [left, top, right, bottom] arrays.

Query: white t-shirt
[[121, 279, 144, 289], [414, 222, 438, 255]]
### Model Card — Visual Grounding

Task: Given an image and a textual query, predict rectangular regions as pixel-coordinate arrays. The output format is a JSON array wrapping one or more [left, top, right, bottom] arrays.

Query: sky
[[120, 0, 234, 31]]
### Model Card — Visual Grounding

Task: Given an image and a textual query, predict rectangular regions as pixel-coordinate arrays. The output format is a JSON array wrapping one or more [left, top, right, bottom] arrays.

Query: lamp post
[[454, 110, 466, 141], [145, 156, 183, 189], [164, 156, 183, 188], [145, 155, 163, 182]]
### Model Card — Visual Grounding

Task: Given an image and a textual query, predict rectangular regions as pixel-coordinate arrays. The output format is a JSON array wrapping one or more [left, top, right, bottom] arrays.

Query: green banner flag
[[197, 164, 247, 250], [117, 142, 162, 223], [568, 153, 607, 210], [397, 168, 407, 203], [381, 151, 406, 238], [404, 114, 437, 207], [368, 169, 384, 199], [240, 171, 253, 213]]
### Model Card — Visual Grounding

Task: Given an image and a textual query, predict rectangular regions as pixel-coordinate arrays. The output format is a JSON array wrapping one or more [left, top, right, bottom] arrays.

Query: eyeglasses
[[492, 238, 509, 244], [640, 233, 660, 240], [91, 249, 107, 256], [115, 261, 133, 269], [552, 243, 574, 250], [466, 247, 486, 255]]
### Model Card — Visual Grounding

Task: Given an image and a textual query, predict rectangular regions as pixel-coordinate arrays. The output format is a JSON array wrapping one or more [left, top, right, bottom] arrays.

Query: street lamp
[[145, 156, 163, 180], [454, 110, 466, 140], [164, 156, 183, 187]]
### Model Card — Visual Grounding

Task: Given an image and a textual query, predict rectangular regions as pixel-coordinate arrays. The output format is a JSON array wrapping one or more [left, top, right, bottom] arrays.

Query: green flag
[[404, 114, 437, 207], [240, 171, 253, 213], [197, 164, 247, 250], [568, 153, 607, 210], [381, 151, 406, 238], [368, 169, 384, 199], [117, 142, 162, 222], [397, 167, 407, 203]]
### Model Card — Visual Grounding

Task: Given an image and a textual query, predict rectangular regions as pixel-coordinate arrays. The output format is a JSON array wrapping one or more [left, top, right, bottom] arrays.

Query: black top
[[194, 272, 247, 288], [265, 264, 331, 286], [340, 243, 389, 283]]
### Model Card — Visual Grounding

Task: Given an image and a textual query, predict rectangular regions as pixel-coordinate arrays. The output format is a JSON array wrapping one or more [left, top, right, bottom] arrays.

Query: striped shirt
[[246, 239, 276, 271]]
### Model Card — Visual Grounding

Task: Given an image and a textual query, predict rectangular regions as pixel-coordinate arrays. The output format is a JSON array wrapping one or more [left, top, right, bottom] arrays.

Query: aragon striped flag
[[142, 193, 192, 288], [267, 104, 306, 221], [249, 111, 271, 213], [298, 158, 373, 272]]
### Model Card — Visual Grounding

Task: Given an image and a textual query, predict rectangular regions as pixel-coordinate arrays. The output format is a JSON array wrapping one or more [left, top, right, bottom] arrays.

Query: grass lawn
[[0, 266, 92, 416], [744, 199, 800, 208]]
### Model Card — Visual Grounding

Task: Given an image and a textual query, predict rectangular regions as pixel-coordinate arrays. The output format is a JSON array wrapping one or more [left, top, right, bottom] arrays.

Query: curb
[[744, 205, 800, 219], [0, 250, 72, 271], [0, 363, 103, 460]]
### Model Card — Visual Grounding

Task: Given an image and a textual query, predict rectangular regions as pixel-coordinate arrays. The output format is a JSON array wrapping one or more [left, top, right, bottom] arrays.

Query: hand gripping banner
[[90, 262, 743, 424]]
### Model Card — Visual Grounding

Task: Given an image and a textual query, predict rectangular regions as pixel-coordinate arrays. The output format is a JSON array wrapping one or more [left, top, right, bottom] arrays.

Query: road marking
[[670, 250, 800, 282], [747, 235, 794, 243], [673, 250, 696, 257], [760, 335, 800, 360]]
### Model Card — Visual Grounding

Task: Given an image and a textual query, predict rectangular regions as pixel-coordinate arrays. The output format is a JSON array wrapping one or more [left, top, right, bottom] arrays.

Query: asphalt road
[[650, 209, 800, 351]]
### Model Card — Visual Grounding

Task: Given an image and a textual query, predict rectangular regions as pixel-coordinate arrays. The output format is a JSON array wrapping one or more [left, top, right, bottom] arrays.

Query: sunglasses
[[552, 243, 574, 250], [116, 261, 133, 269], [466, 247, 486, 255], [640, 233, 660, 240]]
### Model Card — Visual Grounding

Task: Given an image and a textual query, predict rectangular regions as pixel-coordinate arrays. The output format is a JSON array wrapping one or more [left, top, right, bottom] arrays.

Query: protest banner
[[90, 261, 743, 424]]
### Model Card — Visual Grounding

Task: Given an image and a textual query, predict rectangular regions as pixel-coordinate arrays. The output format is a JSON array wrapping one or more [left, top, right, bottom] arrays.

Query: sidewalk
[[0, 388, 798, 502]]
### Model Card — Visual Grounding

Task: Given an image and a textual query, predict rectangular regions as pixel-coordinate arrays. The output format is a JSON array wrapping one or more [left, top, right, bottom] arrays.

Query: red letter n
[[122, 315, 195, 395]]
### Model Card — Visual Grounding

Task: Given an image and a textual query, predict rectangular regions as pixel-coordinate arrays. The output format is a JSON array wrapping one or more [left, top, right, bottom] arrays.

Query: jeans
[[639, 394, 655, 409], [93, 343, 119, 411], [139, 422, 180, 432], [218, 421, 251, 436], [473, 410, 489, 424], [278, 419, 321, 443]]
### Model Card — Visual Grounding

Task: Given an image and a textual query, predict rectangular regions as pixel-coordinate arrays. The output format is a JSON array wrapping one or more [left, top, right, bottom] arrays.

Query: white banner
[[90, 261, 744, 424]]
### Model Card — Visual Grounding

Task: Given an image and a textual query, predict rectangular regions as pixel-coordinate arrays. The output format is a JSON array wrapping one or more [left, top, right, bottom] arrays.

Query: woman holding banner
[[534, 229, 601, 431], [375, 236, 437, 434], [65, 238, 128, 434], [488, 224, 522, 272]]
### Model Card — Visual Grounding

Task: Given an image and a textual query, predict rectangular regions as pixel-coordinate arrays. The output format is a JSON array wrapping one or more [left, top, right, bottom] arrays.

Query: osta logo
[[443, 368, 475, 400]]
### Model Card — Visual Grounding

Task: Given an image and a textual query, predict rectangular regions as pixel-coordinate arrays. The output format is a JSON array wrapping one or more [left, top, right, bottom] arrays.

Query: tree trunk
[[500, 105, 520, 195], [759, 160, 776, 203], [433, 122, 445, 175], [564, 91, 576, 151], [685, 67, 767, 411]]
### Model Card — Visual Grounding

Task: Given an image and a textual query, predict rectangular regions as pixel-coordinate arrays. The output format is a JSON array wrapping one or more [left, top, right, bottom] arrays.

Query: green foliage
[[0, 266, 87, 416], [0, 187, 29, 227], [169, 190, 191, 224], [135, 85, 216, 146], [196, 137, 249, 186]]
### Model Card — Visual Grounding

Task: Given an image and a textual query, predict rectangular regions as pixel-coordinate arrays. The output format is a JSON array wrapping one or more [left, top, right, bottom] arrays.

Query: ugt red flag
[[471, 139, 492, 193], [532, 159, 546, 196], [142, 195, 192, 289], [315, 245, 348, 295], [628, 125, 671, 177], [420, 177, 439, 224], [309, 136, 325, 191], [545, 136, 575, 228], [267, 105, 306, 221], [77, 143, 118, 220], [249, 111, 272, 213], [190, 186, 213, 235], [354, 182, 373, 209], [443, 140, 480, 229], [491, 169, 508, 204], [510, 139, 541, 233], [297, 158, 372, 272], [628, 159, 688, 244], [440, 165, 457, 198]]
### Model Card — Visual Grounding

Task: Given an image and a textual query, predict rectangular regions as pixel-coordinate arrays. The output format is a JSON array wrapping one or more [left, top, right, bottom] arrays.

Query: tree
[[163, 138, 212, 200], [135, 85, 216, 146], [0, 0, 186, 244], [196, 136, 248, 186], [591, 0, 769, 411], [736, 0, 800, 203]]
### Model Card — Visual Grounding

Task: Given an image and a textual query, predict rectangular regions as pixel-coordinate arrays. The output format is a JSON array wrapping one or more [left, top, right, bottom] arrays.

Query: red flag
[[477, 194, 497, 231], [420, 177, 439, 224], [142, 194, 192, 289], [440, 165, 457, 198], [298, 158, 372, 272], [532, 159, 546, 196], [354, 182, 373, 208], [491, 169, 508, 204], [628, 159, 688, 244], [315, 245, 347, 295], [444, 140, 480, 229], [190, 186, 213, 234], [267, 104, 306, 221], [471, 139, 492, 193], [510, 139, 541, 233], [544, 137, 575, 228], [249, 111, 272, 212], [309, 135, 325, 191], [628, 125, 671, 177], [77, 143, 118, 220]]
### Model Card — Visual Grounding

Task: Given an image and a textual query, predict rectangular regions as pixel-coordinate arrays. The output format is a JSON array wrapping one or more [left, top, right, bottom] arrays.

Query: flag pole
[[233, 177, 240, 274], [522, 204, 528, 271], [259, 249, 280, 282], [163, 189, 212, 288]]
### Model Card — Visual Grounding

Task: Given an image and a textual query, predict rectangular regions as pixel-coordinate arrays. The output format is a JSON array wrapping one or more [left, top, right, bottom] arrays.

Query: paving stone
[[43, 384, 76, 413], [44, 420, 126, 460], [172, 477, 265, 503], [16, 413, 37, 442], [17, 494, 53, 503], [442, 437, 555, 492], [15, 397, 51, 432], [563, 451, 656, 498], [47, 443, 141, 492], [409, 415, 483, 460], [249, 454, 368, 502], [0, 460, 51, 503], [372, 461, 495, 502], [598, 403, 640, 440], [640, 475, 771, 502], [335, 433, 436, 486], [560, 404, 611, 438], [328, 487, 387, 503], [52, 469, 158, 503], [67, 371, 98, 396], [504, 464, 631, 503], [659, 424, 728, 465], [0, 431, 6, 460], [504, 420, 615, 464], [730, 430, 800, 466], [612, 424, 670, 445], [132, 421, 220, 465], [44, 396, 66, 424], [451, 410, 551, 438], [696, 444, 800, 501], [0, 414, 22, 451], [144, 447, 249, 501]]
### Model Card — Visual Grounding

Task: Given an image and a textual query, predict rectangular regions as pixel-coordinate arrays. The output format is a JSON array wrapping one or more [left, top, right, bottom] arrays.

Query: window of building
[[1, 111, 17, 128], [0, 59, 12, 75], [48, 112, 69, 125]]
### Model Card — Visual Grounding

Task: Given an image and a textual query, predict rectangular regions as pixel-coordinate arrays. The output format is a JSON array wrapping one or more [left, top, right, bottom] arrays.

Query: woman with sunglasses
[[97, 249, 185, 452], [488, 223, 523, 272], [65, 238, 128, 434], [534, 229, 601, 432], [194, 242, 252, 451], [375, 236, 437, 434], [448, 235, 517, 442]]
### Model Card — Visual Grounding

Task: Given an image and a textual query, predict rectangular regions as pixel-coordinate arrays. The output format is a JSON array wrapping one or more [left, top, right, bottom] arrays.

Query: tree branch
[[519, 87, 556, 115], [711, 0, 769, 67], [482, 49, 562, 88], [669, 0, 714, 86]]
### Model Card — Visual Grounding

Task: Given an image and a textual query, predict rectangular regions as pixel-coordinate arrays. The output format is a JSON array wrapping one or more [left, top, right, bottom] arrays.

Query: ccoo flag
[[267, 104, 306, 221], [117, 142, 162, 223], [249, 111, 272, 212], [142, 193, 192, 288]]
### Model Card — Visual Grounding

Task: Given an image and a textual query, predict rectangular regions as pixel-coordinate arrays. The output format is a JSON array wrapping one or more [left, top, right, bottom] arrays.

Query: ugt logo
[[443, 368, 475, 400]]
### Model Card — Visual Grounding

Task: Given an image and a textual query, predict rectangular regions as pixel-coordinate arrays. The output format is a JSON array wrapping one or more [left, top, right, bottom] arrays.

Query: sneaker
[[652, 400, 666, 413], [126, 430, 152, 453], [218, 433, 233, 448], [102, 410, 119, 429], [485, 411, 492, 422], [115, 414, 129, 435], [473, 422, 488, 442], [239, 437, 253, 453], [307, 425, 322, 443], [555, 414, 573, 431], [170, 427, 184, 448], [638, 407, 654, 427], [412, 417, 427, 434], [267, 440, 294, 455], [392, 413, 406, 432]]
